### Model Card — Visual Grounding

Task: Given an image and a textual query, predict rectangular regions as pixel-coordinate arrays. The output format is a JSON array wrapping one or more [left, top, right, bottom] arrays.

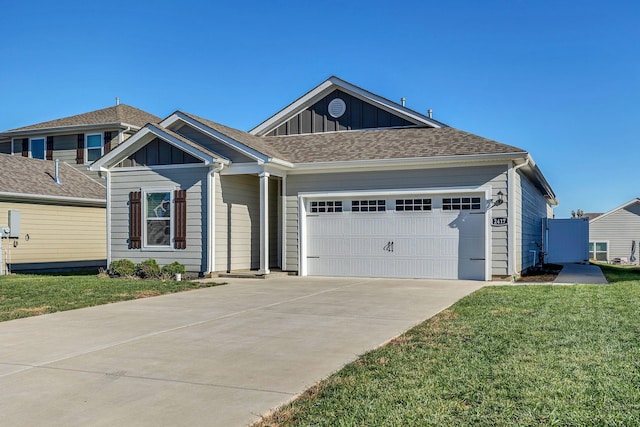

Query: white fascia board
[[516, 155, 558, 206], [287, 152, 527, 175], [589, 198, 640, 224], [0, 192, 105, 207], [249, 76, 445, 136], [0, 122, 139, 138], [166, 112, 271, 163]]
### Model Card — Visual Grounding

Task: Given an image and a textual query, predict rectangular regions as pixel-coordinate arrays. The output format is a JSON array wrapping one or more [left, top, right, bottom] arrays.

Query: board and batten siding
[[284, 165, 509, 276], [110, 166, 208, 273], [590, 202, 640, 262], [516, 170, 551, 271], [0, 200, 106, 267]]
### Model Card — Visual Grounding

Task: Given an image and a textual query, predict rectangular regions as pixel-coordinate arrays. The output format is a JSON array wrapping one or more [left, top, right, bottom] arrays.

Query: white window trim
[[85, 133, 104, 164], [29, 137, 46, 159], [589, 241, 609, 262], [142, 188, 174, 250]]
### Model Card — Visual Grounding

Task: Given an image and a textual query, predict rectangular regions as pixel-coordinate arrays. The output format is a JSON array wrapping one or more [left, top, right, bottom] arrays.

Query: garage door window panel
[[443, 197, 481, 211], [310, 200, 342, 213], [352, 200, 386, 212], [396, 198, 432, 212]]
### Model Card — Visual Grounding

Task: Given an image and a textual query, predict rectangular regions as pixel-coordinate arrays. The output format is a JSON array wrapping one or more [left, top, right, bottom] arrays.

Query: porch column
[[259, 172, 270, 275]]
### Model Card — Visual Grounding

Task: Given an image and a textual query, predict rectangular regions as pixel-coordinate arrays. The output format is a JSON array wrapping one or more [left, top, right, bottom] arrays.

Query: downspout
[[105, 170, 112, 269], [207, 163, 224, 274], [508, 157, 530, 276]]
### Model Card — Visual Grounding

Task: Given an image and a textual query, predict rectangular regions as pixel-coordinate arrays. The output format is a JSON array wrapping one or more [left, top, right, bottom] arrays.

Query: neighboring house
[[0, 154, 107, 272], [0, 104, 161, 181], [589, 199, 640, 264], [90, 76, 557, 281]]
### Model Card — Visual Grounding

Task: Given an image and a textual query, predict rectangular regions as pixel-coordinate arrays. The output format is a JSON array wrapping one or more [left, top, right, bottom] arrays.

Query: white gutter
[[508, 157, 530, 276], [207, 163, 225, 274], [288, 152, 529, 173], [0, 122, 141, 138], [0, 192, 105, 207]]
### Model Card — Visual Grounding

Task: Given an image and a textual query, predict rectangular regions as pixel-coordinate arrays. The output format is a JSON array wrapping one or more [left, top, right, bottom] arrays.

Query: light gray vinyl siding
[[518, 170, 550, 271], [513, 171, 523, 273], [174, 124, 255, 163], [214, 174, 280, 272], [215, 174, 260, 271], [284, 165, 509, 275], [110, 166, 208, 273], [590, 202, 640, 263]]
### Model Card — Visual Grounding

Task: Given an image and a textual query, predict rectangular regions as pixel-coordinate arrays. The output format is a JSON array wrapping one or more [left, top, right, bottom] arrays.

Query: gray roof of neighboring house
[[0, 154, 105, 201], [262, 126, 526, 163], [3, 104, 161, 133], [584, 213, 602, 220]]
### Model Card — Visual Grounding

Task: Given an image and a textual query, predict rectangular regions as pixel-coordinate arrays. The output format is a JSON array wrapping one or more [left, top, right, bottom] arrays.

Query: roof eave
[[0, 191, 105, 207], [589, 198, 640, 223], [1, 122, 142, 137]]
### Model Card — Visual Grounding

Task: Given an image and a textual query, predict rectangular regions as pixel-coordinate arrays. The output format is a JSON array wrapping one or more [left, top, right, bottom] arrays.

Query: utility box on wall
[[8, 210, 20, 238], [544, 218, 589, 264]]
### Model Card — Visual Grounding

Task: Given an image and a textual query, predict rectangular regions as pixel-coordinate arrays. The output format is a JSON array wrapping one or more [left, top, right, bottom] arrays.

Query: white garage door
[[305, 195, 486, 280]]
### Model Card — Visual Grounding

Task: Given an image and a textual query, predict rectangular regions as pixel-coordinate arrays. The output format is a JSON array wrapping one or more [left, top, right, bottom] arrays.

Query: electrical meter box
[[8, 210, 20, 238]]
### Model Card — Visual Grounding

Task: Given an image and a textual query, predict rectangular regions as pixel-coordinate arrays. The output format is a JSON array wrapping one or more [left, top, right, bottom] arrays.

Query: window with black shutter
[[174, 190, 187, 249]]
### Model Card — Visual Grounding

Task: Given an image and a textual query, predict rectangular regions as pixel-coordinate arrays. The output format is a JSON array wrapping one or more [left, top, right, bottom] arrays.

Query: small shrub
[[162, 261, 186, 277], [135, 259, 161, 279], [109, 259, 136, 277]]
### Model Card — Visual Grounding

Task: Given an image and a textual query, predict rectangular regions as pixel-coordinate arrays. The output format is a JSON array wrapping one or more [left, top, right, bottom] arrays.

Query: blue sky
[[1, 0, 638, 218]]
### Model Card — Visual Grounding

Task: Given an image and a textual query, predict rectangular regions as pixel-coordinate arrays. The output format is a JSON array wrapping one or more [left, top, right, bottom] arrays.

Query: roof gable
[[2, 104, 162, 135], [90, 123, 227, 171], [250, 76, 446, 136], [0, 154, 105, 202], [590, 199, 640, 224]]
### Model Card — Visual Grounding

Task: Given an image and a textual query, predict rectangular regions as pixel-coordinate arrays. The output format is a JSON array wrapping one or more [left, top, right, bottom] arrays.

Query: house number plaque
[[492, 217, 508, 226]]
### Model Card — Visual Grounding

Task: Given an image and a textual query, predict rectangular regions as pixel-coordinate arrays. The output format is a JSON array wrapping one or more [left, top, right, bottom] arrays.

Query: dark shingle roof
[[5, 104, 161, 132], [0, 154, 105, 201], [179, 112, 288, 160], [262, 127, 526, 163]]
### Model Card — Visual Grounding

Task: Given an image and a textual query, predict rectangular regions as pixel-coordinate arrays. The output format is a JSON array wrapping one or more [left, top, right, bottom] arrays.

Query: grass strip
[[257, 282, 640, 426], [0, 274, 223, 322]]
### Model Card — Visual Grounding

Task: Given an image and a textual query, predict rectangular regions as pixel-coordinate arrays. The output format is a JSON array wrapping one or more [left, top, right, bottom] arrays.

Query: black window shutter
[[76, 133, 85, 164], [21, 138, 28, 157], [46, 136, 54, 160], [104, 131, 112, 154], [129, 191, 142, 249], [174, 189, 187, 249]]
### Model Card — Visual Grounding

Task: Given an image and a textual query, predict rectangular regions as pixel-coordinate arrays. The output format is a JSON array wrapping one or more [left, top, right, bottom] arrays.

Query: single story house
[[0, 154, 107, 273], [0, 103, 161, 182], [90, 76, 557, 280], [589, 198, 640, 264]]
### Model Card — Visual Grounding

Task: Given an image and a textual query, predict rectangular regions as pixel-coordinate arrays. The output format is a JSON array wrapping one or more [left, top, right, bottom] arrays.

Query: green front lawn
[[257, 269, 640, 426], [0, 274, 222, 322]]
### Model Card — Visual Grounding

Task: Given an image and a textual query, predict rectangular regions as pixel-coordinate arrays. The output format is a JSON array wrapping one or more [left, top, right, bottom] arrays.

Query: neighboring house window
[[352, 200, 386, 212], [442, 197, 482, 211], [85, 133, 103, 163], [145, 191, 172, 247], [29, 137, 46, 159], [589, 242, 608, 262], [129, 189, 187, 250], [310, 201, 342, 213], [396, 199, 432, 211]]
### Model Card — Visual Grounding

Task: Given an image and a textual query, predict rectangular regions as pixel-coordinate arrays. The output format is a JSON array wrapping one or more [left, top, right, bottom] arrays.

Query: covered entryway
[[302, 191, 489, 280]]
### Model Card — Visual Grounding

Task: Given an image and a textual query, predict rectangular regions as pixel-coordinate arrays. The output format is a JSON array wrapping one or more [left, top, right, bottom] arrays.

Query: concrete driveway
[[0, 276, 484, 426]]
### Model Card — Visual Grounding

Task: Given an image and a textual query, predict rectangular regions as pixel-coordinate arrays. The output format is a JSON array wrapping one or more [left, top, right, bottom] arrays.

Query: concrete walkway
[[0, 276, 484, 427], [554, 263, 608, 284]]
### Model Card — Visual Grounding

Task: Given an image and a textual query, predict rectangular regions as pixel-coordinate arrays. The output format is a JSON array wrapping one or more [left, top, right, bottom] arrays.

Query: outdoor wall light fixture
[[491, 191, 504, 208]]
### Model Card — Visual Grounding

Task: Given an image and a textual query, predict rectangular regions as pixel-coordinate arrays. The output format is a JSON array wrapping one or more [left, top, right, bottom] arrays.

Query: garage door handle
[[470, 258, 485, 261]]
